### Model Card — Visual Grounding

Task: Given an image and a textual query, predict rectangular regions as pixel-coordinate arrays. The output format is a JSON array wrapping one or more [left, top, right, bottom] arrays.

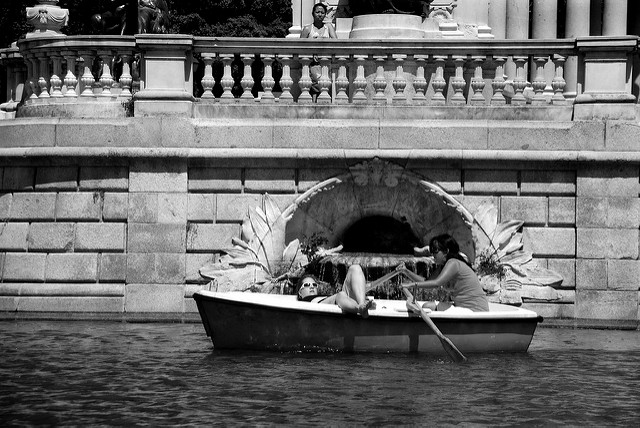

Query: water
[[1, 321, 639, 427]]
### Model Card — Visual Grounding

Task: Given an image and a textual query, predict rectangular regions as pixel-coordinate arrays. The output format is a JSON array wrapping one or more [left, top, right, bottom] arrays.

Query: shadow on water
[[1, 322, 639, 426]]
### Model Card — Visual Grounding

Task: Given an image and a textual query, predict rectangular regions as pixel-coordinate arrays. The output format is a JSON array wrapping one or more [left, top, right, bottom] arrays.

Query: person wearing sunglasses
[[404, 234, 489, 312], [296, 265, 374, 318]]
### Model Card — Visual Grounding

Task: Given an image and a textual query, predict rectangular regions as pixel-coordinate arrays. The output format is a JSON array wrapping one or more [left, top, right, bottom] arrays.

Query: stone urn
[[25, 0, 70, 37]]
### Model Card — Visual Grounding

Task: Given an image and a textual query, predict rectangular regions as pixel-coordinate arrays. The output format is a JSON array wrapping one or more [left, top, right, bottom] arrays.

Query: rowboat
[[193, 290, 543, 355]]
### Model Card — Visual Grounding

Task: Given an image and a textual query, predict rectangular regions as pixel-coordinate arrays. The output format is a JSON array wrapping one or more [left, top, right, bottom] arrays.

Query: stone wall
[[0, 115, 639, 324]]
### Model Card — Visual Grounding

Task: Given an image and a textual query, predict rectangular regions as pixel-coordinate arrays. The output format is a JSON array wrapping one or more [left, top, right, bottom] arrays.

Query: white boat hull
[[193, 291, 543, 354]]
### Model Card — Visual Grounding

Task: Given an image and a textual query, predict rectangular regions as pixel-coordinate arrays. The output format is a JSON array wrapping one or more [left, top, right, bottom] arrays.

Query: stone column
[[506, 0, 529, 39], [488, 0, 507, 39], [629, 0, 640, 100], [602, 0, 628, 36], [287, 0, 304, 38], [532, 0, 557, 98], [505, 0, 530, 83], [565, 0, 590, 101], [532, 0, 557, 39]]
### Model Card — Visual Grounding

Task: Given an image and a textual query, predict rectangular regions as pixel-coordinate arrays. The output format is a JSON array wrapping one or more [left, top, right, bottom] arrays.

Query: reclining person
[[297, 265, 374, 318]]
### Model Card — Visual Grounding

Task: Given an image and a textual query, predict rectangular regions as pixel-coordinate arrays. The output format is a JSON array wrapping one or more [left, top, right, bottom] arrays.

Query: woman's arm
[[403, 259, 458, 289], [327, 23, 337, 38], [300, 25, 310, 38]]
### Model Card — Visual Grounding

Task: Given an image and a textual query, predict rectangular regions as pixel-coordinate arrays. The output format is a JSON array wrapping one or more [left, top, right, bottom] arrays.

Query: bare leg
[[344, 264, 367, 304], [338, 265, 373, 317], [320, 265, 373, 317]]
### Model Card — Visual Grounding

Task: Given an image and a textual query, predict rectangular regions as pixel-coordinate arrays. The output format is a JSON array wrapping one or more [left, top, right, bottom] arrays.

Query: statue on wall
[[350, 0, 433, 16], [90, 0, 169, 34], [137, 0, 169, 34], [91, 0, 129, 35]]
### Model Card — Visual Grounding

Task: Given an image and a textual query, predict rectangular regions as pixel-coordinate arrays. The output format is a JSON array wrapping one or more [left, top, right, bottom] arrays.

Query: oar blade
[[419, 310, 467, 363], [438, 335, 467, 363], [401, 287, 467, 363]]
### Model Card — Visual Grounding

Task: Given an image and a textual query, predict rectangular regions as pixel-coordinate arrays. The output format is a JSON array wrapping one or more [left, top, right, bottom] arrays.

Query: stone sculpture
[[90, 0, 129, 35], [137, 0, 169, 34], [350, 0, 432, 16]]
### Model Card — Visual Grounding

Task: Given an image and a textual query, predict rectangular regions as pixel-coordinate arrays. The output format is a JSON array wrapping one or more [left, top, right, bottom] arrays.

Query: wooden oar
[[401, 287, 467, 363]]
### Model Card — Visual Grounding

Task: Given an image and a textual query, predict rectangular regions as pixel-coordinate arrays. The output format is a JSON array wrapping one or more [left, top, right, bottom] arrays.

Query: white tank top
[[308, 24, 330, 39]]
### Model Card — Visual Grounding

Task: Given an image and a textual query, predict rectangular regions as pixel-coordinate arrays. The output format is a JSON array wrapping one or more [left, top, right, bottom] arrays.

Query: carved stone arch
[[285, 158, 478, 262]]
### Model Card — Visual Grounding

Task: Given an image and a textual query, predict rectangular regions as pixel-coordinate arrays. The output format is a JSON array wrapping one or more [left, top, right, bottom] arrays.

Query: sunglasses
[[301, 282, 317, 287]]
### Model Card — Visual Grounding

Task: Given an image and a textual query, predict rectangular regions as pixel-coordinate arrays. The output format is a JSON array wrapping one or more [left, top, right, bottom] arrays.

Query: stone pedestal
[[133, 34, 195, 116], [349, 14, 425, 39], [574, 36, 637, 108]]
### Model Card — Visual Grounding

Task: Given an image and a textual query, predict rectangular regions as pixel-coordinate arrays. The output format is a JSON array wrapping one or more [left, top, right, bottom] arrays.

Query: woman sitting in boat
[[297, 265, 374, 318], [406, 234, 489, 312]]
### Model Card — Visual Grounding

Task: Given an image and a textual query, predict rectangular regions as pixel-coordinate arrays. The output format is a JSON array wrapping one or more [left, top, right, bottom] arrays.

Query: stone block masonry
[[0, 118, 638, 324]]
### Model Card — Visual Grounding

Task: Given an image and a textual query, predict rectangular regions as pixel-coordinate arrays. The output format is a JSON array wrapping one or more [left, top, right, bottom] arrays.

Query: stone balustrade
[[192, 38, 575, 106], [1, 34, 639, 119], [2, 36, 136, 118]]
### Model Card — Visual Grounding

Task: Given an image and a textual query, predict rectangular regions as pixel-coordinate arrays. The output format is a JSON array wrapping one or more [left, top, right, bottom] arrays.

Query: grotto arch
[[284, 159, 477, 262]]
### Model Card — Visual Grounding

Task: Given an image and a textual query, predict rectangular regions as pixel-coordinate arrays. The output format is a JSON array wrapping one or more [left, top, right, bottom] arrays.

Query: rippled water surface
[[1, 321, 639, 426]]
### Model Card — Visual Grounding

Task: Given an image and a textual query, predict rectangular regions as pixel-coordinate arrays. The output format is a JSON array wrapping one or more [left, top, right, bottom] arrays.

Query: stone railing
[[1, 34, 638, 119], [1, 35, 136, 118], [191, 37, 576, 107]]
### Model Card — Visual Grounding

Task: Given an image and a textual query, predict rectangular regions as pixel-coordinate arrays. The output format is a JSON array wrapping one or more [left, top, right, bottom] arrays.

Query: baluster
[[26, 56, 39, 100], [531, 56, 548, 105], [37, 53, 50, 99], [79, 52, 96, 97], [119, 53, 133, 98], [469, 56, 486, 105], [220, 54, 235, 101], [373, 55, 387, 103], [431, 55, 447, 105], [260, 54, 276, 103], [297, 55, 313, 104], [511, 56, 528, 106], [450, 55, 466, 105], [62, 50, 78, 98], [50, 54, 63, 98], [131, 54, 141, 94], [316, 55, 332, 104], [278, 55, 294, 103], [200, 53, 216, 99], [490, 56, 507, 105], [551, 55, 567, 105], [392, 54, 407, 104], [334, 55, 350, 104], [352, 55, 368, 104], [412, 54, 428, 105], [239, 54, 255, 101], [98, 50, 114, 97]]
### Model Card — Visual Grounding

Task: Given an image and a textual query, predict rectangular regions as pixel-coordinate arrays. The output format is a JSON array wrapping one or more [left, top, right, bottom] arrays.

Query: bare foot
[[358, 299, 374, 318]]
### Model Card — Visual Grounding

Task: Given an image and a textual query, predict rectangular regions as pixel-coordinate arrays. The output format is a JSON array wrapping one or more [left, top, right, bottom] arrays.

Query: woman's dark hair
[[429, 234, 472, 268], [312, 2, 328, 13], [296, 274, 319, 294]]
